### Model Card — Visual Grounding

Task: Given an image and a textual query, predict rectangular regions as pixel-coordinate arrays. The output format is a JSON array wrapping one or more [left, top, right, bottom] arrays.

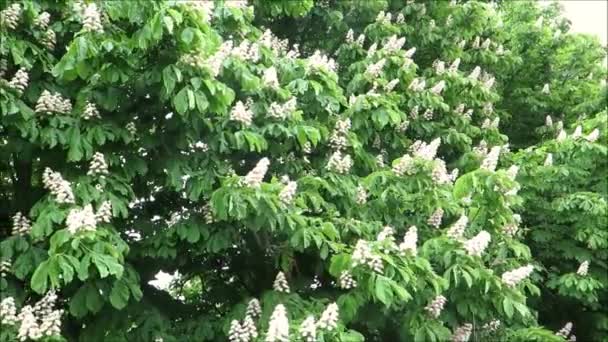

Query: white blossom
[[365, 59, 386, 78], [463, 230, 491, 256], [427, 208, 444, 228], [384, 79, 399, 92], [66, 204, 97, 234], [501, 264, 534, 287], [88, 152, 109, 177], [326, 151, 353, 174], [412, 138, 441, 160], [317, 303, 339, 331], [246, 299, 262, 318], [472, 36, 481, 49], [544, 153, 553, 166], [446, 215, 469, 239], [42, 168, 75, 204], [12, 212, 31, 236], [392, 155, 414, 176], [268, 98, 297, 120], [266, 304, 289, 342], [306, 50, 337, 74], [404, 47, 416, 58], [8, 67, 29, 94], [541, 83, 550, 94], [355, 185, 368, 204], [0, 297, 18, 325], [433, 60, 446, 74], [545, 115, 553, 127], [279, 181, 297, 204], [496, 44, 505, 55], [338, 271, 357, 289], [244, 158, 270, 188], [0, 3, 22, 30], [96, 201, 112, 223], [299, 316, 316, 342], [468, 66, 482, 81], [503, 223, 519, 237], [425, 295, 447, 318], [367, 42, 377, 57], [399, 226, 418, 256], [40, 29, 56, 50], [352, 240, 383, 273], [482, 320, 501, 332], [556, 129, 567, 141], [345, 29, 354, 43], [82, 3, 103, 33], [576, 261, 589, 276], [35, 90, 72, 114], [555, 322, 573, 339], [480, 146, 501, 171], [34, 11, 51, 29], [355, 34, 365, 47], [230, 100, 254, 126], [452, 323, 473, 342], [571, 125, 582, 139], [408, 78, 426, 92], [506, 165, 519, 180], [430, 80, 446, 95], [0, 260, 11, 278], [229, 320, 245, 342], [263, 67, 279, 89], [396, 13, 405, 24], [273, 272, 290, 293], [383, 35, 406, 53], [481, 38, 492, 49], [585, 129, 600, 142], [432, 159, 451, 184]]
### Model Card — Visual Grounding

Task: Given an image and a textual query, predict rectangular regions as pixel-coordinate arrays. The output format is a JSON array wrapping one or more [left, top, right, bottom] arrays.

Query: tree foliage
[[0, 1, 606, 342]]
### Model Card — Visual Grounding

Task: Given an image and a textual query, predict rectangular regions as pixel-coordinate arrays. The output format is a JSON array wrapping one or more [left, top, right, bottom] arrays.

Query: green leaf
[[31, 261, 50, 294], [174, 87, 189, 114], [109, 280, 131, 310]]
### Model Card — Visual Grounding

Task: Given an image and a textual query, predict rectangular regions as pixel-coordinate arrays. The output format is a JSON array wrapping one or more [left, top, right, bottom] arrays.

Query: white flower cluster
[[452, 323, 473, 342], [0, 260, 11, 278], [66, 204, 97, 234], [544, 153, 553, 166], [0, 296, 18, 326], [427, 208, 444, 228], [425, 295, 447, 318], [542, 83, 550, 94], [409, 78, 426, 92], [412, 138, 441, 160], [383, 35, 406, 53], [446, 215, 469, 239], [422, 109, 434, 120], [501, 264, 534, 287], [231, 39, 261, 62], [376, 226, 396, 252], [244, 158, 270, 188], [481, 117, 500, 129], [506, 165, 519, 180], [12, 212, 31, 236], [263, 67, 279, 89], [8, 68, 29, 94], [576, 261, 589, 276], [306, 50, 337, 74], [268, 98, 297, 120], [352, 240, 383, 273], [503, 222, 519, 237], [259, 29, 290, 55], [586, 129, 600, 142], [279, 181, 297, 204], [338, 271, 357, 289], [88, 152, 109, 177], [555, 322, 573, 339], [14, 291, 63, 341], [392, 155, 414, 176], [266, 304, 289, 342], [433, 60, 446, 74], [317, 303, 339, 331], [273, 272, 290, 293], [404, 47, 417, 59], [34, 11, 51, 29], [571, 125, 582, 139], [355, 185, 368, 204], [384, 79, 399, 92], [82, 3, 103, 33], [40, 29, 56, 50], [399, 226, 418, 256], [482, 319, 501, 332], [35, 90, 72, 114], [0, 59, 6, 78], [432, 159, 452, 184], [468, 66, 481, 81], [126, 122, 137, 135], [449, 58, 461, 73], [472, 36, 481, 49], [42, 168, 75, 204], [463, 230, 491, 256], [230, 100, 254, 126], [96, 201, 112, 223], [82, 102, 101, 120], [299, 316, 316, 342], [430, 80, 446, 95], [480, 146, 501, 171], [545, 115, 553, 127], [481, 38, 492, 49], [246, 299, 262, 318], [326, 151, 353, 174], [229, 316, 258, 342], [375, 11, 392, 25], [330, 118, 351, 150], [365, 59, 386, 78], [0, 3, 22, 30]]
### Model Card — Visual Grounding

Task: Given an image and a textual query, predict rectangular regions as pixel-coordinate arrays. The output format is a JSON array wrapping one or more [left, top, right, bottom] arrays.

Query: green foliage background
[[0, 1, 606, 341]]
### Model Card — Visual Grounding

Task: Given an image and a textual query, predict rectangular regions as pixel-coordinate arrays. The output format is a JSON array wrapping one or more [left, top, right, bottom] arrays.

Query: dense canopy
[[0, 1, 606, 342]]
